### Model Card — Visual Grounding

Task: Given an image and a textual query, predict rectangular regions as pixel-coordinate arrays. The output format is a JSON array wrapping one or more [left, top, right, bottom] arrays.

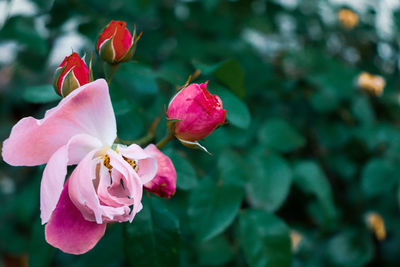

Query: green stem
[[115, 116, 161, 147], [156, 133, 175, 149], [104, 63, 120, 84]]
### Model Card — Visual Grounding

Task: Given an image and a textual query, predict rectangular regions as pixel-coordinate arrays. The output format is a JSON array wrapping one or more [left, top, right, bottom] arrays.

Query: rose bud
[[53, 52, 90, 97], [96, 20, 141, 65], [167, 82, 226, 145], [143, 144, 176, 198]]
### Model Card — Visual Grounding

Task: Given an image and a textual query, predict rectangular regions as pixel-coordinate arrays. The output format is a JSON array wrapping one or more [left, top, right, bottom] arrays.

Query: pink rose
[[2, 79, 157, 254], [144, 144, 176, 198], [53, 52, 90, 97], [166, 82, 226, 143]]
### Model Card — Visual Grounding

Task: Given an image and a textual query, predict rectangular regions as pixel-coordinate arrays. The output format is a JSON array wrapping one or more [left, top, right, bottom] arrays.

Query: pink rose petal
[[2, 79, 116, 166], [45, 180, 107, 255]]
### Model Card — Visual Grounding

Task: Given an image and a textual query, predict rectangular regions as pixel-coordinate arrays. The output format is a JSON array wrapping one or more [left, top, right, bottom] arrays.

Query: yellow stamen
[[123, 156, 139, 172]]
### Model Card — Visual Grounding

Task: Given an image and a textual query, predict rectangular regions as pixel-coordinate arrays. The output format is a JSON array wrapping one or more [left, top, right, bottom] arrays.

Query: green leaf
[[352, 96, 375, 126], [293, 161, 336, 225], [361, 158, 398, 197], [259, 118, 305, 153], [164, 150, 198, 190], [213, 59, 245, 98], [326, 229, 374, 267], [0, 16, 48, 55], [218, 149, 248, 186], [239, 209, 291, 267], [116, 62, 158, 95], [188, 178, 244, 241], [72, 224, 125, 267], [196, 235, 234, 266], [247, 153, 292, 212], [23, 85, 60, 103], [125, 196, 181, 267], [212, 85, 251, 129]]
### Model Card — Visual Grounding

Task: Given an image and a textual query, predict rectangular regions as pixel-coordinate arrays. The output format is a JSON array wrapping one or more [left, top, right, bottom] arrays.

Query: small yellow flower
[[366, 212, 386, 241], [357, 72, 386, 96], [290, 230, 303, 252], [338, 9, 359, 29]]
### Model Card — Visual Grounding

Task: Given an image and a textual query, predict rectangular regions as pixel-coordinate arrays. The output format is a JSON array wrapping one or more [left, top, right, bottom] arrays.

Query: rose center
[[102, 154, 139, 172]]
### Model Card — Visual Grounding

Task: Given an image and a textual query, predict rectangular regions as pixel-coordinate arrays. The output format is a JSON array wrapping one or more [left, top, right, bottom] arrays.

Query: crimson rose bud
[[144, 144, 176, 198], [53, 52, 90, 97], [96, 20, 140, 64], [167, 82, 226, 142]]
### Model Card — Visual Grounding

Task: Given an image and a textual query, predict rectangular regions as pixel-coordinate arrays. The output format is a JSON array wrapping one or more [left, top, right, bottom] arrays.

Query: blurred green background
[[1, 0, 400, 266]]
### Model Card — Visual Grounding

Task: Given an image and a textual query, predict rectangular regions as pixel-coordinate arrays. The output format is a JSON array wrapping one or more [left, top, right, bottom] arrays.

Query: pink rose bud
[[96, 20, 141, 64], [144, 144, 176, 198], [53, 52, 90, 97], [167, 82, 226, 142]]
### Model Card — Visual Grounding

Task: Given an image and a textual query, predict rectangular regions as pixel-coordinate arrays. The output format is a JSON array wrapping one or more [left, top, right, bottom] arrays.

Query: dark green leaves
[[23, 85, 60, 103], [239, 209, 291, 267], [212, 85, 251, 129], [361, 158, 398, 197], [196, 235, 234, 266], [166, 151, 198, 190], [188, 178, 244, 241], [326, 230, 374, 267], [259, 118, 305, 153], [247, 153, 292, 212], [213, 59, 245, 98], [293, 161, 336, 225], [124, 197, 181, 267]]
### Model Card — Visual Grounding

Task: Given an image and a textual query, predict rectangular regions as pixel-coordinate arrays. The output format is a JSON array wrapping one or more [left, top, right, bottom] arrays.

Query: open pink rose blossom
[[2, 79, 158, 254], [144, 144, 176, 198], [167, 82, 226, 145]]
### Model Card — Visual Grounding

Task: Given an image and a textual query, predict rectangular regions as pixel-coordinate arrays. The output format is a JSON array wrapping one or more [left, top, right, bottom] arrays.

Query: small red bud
[[96, 20, 140, 64], [53, 52, 90, 97]]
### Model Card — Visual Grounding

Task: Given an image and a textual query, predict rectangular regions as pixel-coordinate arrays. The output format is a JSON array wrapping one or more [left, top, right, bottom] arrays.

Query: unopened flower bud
[[96, 20, 141, 64], [143, 144, 176, 198], [53, 52, 90, 97], [166, 82, 226, 143]]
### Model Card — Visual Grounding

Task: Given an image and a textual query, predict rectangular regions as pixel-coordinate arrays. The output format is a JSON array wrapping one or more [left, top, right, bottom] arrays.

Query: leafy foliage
[[1, 0, 400, 266]]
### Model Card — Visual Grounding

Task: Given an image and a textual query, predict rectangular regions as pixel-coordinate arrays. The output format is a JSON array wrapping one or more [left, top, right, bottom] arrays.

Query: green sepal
[[61, 67, 80, 97], [89, 50, 94, 82], [119, 25, 142, 63], [166, 118, 181, 133], [99, 35, 115, 64], [52, 66, 65, 96]]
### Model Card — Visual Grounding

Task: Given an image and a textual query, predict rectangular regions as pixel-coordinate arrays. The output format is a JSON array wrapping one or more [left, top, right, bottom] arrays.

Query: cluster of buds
[[53, 20, 141, 97], [50, 20, 226, 200], [338, 8, 359, 29], [9, 18, 228, 255], [357, 72, 386, 96]]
